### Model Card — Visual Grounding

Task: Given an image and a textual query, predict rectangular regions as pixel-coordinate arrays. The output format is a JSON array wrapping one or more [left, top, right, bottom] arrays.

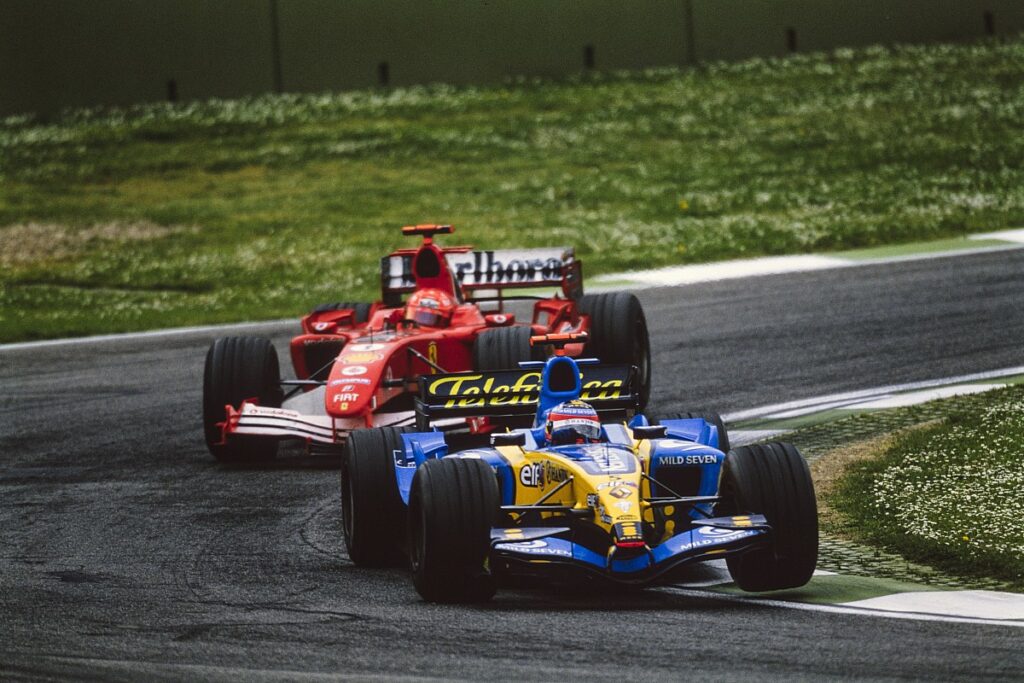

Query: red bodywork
[[224, 225, 591, 446]]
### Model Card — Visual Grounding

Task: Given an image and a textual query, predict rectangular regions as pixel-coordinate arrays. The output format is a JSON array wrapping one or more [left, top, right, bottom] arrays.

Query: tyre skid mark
[[297, 498, 343, 561]]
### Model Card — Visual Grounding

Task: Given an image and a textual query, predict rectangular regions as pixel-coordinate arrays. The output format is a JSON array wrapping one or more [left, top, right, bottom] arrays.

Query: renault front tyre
[[721, 442, 818, 591], [409, 458, 499, 603]]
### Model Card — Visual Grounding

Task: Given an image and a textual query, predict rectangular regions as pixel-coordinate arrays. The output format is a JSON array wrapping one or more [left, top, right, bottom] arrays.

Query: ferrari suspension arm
[[280, 378, 326, 401]]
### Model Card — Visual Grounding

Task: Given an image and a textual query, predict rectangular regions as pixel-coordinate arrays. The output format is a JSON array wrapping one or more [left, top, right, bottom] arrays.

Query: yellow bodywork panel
[[494, 426, 654, 535]]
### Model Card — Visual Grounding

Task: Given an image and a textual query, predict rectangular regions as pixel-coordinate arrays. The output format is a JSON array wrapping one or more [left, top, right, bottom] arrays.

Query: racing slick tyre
[[577, 292, 651, 408], [311, 301, 372, 324], [202, 336, 283, 464], [721, 443, 818, 592], [657, 411, 730, 454], [341, 426, 412, 567], [409, 457, 500, 603], [472, 325, 543, 371]]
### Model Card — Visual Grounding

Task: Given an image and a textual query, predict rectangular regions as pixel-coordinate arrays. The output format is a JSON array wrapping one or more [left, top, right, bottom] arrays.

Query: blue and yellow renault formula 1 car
[[341, 333, 818, 602]]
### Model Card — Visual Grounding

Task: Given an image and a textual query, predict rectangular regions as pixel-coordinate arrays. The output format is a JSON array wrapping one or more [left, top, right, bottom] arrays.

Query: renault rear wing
[[414, 363, 638, 426]]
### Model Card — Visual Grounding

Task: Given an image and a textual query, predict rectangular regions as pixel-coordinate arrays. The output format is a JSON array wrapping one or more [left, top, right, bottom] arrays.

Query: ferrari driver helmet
[[545, 400, 602, 445], [405, 288, 455, 328]]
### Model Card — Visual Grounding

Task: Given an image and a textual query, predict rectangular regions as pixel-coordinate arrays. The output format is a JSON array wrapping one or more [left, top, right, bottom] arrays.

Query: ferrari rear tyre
[[578, 292, 651, 408], [202, 336, 283, 464], [410, 458, 499, 603], [721, 442, 818, 591], [341, 427, 411, 567], [657, 411, 730, 454], [472, 326, 542, 371], [311, 301, 372, 324]]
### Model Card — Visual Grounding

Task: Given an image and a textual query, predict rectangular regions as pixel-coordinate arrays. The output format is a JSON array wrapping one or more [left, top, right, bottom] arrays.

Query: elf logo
[[520, 463, 543, 487], [519, 462, 569, 488]]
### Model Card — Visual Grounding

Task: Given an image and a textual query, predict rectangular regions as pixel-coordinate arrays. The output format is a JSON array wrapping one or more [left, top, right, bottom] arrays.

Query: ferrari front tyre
[[657, 411, 730, 454], [721, 442, 818, 591], [311, 301, 372, 324], [472, 325, 542, 371], [409, 458, 499, 603], [578, 292, 651, 408], [202, 336, 283, 464], [341, 427, 410, 567]]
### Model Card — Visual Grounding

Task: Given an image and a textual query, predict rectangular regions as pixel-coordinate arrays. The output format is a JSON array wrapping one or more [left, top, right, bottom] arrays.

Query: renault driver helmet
[[545, 400, 601, 445]]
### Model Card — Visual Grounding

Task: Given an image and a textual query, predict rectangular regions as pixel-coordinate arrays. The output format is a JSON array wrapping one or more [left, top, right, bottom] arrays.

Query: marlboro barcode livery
[[201, 225, 651, 463]]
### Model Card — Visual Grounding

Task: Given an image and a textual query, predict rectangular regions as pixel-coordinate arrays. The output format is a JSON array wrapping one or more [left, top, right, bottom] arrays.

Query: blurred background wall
[[2, 0, 1022, 117]]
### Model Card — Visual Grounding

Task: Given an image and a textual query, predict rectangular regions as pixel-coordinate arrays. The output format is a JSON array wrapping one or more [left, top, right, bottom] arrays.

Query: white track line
[[841, 590, 1024, 621], [761, 383, 1005, 420], [724, 366, 1024, 423], [589, 229, 1024, 290], [972, 228, 1024, 243], [661, 586, 1024, 628], [597, 254, 847, 287], [0, 319, 293, 352], [594, 239, 1024, 290], [669, 567, 1024, 625]]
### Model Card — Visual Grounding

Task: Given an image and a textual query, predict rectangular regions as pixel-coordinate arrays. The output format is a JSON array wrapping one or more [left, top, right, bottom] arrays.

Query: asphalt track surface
[[3, 248, 1024, 681]]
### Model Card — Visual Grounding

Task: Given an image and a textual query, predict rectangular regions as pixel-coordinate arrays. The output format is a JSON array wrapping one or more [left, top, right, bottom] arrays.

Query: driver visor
[[552, 418, 601, 440], [411, 308, 448, 327]]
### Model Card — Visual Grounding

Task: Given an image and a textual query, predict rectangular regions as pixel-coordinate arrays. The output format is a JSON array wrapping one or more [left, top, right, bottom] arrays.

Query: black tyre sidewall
[[722, 442, 818, 591], [579, 292, 651, 408], [472, 326, 540, 371], [202, 336, 282, 463], [341, 427, 410, 567], [410, 458, 498, 602]]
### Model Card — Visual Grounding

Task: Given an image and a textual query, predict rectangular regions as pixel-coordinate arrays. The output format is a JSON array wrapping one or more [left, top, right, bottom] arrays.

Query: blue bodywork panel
[[395, 431, 447, 505], [396, 432, 517, 505], [542, 442, 639, 475], [660, 417, 722, 449], [532, 355, 585, 429], [647, 419, 725, 519], [492, 514, 770, 577]]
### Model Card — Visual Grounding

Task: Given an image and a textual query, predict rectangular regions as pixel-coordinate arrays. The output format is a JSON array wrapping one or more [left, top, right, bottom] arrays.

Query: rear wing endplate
[[381, 247, 582, 299], [415, 364, 638, 422]]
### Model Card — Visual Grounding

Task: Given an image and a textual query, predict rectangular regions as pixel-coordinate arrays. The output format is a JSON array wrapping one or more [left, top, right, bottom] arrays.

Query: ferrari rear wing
[[414, 363, 639, 425], [381, 247, 582, 300]]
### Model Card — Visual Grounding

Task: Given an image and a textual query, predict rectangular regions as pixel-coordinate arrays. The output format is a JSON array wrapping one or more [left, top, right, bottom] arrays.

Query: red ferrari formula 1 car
[[202, 224, 651, 463]]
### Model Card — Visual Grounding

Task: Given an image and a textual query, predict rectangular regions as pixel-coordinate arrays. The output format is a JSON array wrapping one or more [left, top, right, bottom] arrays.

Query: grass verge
[[3, 37, 1024, 341], [801, 385, 1024, 590]]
